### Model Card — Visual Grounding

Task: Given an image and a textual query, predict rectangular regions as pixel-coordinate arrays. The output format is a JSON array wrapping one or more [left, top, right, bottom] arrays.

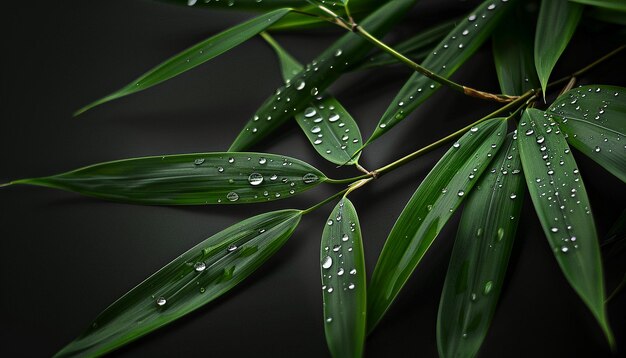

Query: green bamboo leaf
[[54, 209, 303, 357], [534, 0, 583, 96], [569, 0, 626, 12], [588, 6, 626, 25], [228, 0, 418, 151], [352, 18, 457, 71], [517, 108, 614, 346], [367, 118, 508, 332], [8, 153, 326, 205], [262, 33, 363, 165], [321, 198, 366, 358], [75, 8, 292, 115], [492, 4, 539, 96], [366, 0, 517, 145], [437, 133, 525, 358], [546, 85, 626, 183]]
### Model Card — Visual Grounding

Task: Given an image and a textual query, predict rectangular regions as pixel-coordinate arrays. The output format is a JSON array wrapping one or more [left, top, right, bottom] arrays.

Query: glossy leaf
[[367, 118, 508, 331], [55, 209, 302, 357], [352, 18, 457, 71], [367, 0, 517, 145], [437, 133, 525, 358], [517, 108, 614, 345], [492, 4, 539, 96], [262, 33, 363, 165], [228, 0, 418, 151], [569, 0, 626, 12], [546, 85, 626, 183], [75, 8, 292, 115], [534, 0, 583, 95], [321, 198, 366, 358], [10, 153, 326, 205]]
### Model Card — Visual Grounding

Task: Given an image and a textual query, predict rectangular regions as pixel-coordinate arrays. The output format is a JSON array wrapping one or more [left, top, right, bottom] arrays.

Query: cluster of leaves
[[4, 0, 625, 357]]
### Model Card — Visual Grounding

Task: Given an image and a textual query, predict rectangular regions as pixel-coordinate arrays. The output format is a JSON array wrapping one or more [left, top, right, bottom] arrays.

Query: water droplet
[[337, 268, 344, 276], [248, 173, 264, 186], [311, 126, 321, 134], [303, 173, 319, 184], [470, 127, 478, 133], [259, 157, 267, 165], [226, 192, 239, 202], [594, 146, 601, 152], [350, 269, 357, 275], [334, 49, 343, 57], [525, 129, 534, 136], [304, 107, 317, 118], [296, 80, 306, 90], [561, 246, 569, 253], [468, 14, 477, 21], [194, 158, 205, 165], [227, 244, 238, 252], [536, 136, 545, 144], [510, 193, 517, 199], [348, 283, 355, 290], [228, 157, 235, 164], [497, 227, 504, 241], [453, 142, 460, 148], [194, 262, 206, 272], [217, 166, 224, 173], [484, 281, 493, 294], [310, 87, 319, 96], [457, 190, 465, 197], [156, 297, 167, 306], [328, 113, 340, 122], [322, 256, 333, 269], [327, 219, 334, 226], [551, 227, 559, 233], [326, 317, 333, 323]]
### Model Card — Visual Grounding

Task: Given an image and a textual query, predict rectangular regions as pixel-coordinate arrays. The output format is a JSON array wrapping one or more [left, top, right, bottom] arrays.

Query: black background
[[1, 1, 625, 357]]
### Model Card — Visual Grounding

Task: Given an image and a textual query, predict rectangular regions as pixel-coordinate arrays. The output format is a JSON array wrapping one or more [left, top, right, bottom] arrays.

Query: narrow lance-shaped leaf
[[546, 85, 626, 183], [517, 108, 614, 346], [8, 153, 326, 205], [534, 0, 583, 95], [568, 0, 626, 12], [54, 209, 303, 358], [262, 33, 363, 165], [75, 8, 292, 115], [228, 0, 418, 151], [321, 198, 366, 358], [492, 3, 540, 96], [351, 18, 457, 71], [368, 118, 508, 332], [366, 0, 517, 146], [437, 133, 525, 358]]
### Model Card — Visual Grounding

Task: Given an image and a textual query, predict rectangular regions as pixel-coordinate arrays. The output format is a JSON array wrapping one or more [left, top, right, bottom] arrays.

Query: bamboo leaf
[[9, 153, 326, 205], [367, 118, 508, 332], [534, 0, 583, 96], [492, 4, 539, 96], [228, 0, 418, 151], [517, 108, 614, 346], [546, 85, 626, 183], [75, 8, 292, 115], [262, 33, 363, 165], [54, 209, 303, 357], [351, 18, 457, 71], [366, 0, 517, 145], [321, 198, 366, 358], [437, 133, 525, 358], [569, 0, 626, 12]]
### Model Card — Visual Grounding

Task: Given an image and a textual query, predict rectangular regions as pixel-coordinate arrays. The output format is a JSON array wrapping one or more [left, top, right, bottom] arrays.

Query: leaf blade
[[569, 0, 626, 12], [55, 209, 303, 357], [321, 198, 366, 358], [492, 4, 540, 96], [367, 118, 508, 332], [517, 108, 614, 346], [437, 133, 525, 358], [76, 8, 292, 115], [534, 0, 583, 95], [262, 33, 363, 165], [228, 0, 418, 151], [12, 152, 326, 205], [366, 0, 517, 145], [546, 85, 626, 183]]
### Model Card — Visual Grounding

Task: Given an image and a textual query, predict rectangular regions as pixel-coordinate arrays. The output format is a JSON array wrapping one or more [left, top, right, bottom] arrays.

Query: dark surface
[[1, 1, 625, 357]]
